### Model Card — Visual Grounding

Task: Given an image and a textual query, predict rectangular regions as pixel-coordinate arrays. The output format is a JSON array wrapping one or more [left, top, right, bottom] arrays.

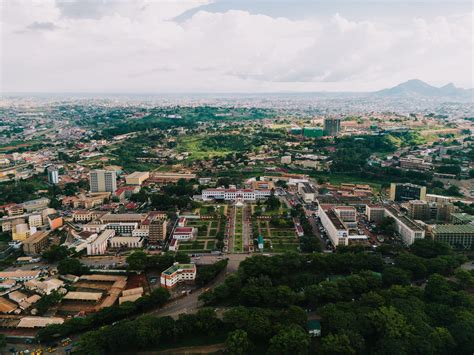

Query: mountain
[[373, 79, 473, 99]]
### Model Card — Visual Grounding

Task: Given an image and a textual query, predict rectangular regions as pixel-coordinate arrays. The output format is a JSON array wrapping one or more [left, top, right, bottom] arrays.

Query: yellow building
[[12, 223, 31, 241], [125, 171, 149, 186]]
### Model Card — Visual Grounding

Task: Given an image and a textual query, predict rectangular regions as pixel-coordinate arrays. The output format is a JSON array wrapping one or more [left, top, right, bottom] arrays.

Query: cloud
[[0, 1, 472, 93]]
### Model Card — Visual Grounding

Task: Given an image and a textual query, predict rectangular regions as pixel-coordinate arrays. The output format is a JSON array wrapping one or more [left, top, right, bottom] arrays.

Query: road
[[150, 254, 248, 318]]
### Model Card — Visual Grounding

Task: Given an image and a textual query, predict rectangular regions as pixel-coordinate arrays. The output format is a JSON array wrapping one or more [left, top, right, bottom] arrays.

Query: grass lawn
[[179, 241, 206, 251], [206, 241, 216, 249], [177, 135, 231, 161]]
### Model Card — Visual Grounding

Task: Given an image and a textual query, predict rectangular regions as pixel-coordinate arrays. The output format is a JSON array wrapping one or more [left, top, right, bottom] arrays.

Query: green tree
[[267, 325, 310, 355], [320, 333, 355, 355], [411, 239, 452, 258], [0, 334, 5, 348], [58, 258, 89, 275], [225, 329, 250, 355], [42, 245, 69, 263], [126, 251, 148, 271]]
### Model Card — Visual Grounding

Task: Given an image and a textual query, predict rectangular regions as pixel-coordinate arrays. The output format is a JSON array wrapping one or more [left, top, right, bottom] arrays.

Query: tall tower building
[[324, 118, 341, 136], [47, 165, 59, 184], [149, 218, 167, 244], [89, 169, 117, 193]]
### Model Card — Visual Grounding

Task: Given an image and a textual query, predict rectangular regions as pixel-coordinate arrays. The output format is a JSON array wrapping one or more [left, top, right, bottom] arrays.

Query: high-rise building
[[323, 118, 341, 136], [149, 218, 167, 244], [47, 165, 59, 184], [389, 183, 426, 202], [89, 169, 117, 193]]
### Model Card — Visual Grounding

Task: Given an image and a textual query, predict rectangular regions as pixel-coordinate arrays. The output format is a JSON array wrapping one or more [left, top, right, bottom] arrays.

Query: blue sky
[[1, 0, 472, 93]]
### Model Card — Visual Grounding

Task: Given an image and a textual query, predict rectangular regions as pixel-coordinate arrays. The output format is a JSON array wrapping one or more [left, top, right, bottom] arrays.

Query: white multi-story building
[[109, 236, 143, 249], [86, 229, 115, 256], [28, 214, 43, 228], [319, 208, 349, 247], [160, 263, 196, 289], [202, 188, 271, 201], [47, 165, 59, 184], [383, 205, 425, 245], [89, 170, 117, 193], [105, 222, 138, 236]]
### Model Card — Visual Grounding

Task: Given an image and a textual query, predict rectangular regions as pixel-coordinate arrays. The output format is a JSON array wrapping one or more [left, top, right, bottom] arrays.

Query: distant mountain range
[[373, 79, 473, 99]]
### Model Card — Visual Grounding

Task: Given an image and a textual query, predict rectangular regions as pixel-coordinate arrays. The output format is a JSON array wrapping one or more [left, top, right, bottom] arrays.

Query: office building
[[23, 231, 49, 256], [160, 263, 197, 289], [202, 188, 271, 201], [47, 165, 59, 184], [21, 198, 50, 213], [451, 213, 474, 225], [89, 169, 117, 193], [399, 157, 432, 171], [384, 205, 425, 245], [105, 222, 138, 236], [149, 218, 167, 244], [365, 205, 385, 223], [28, 214, 43, 228], [323, 118, 341, 136], [109, 236, 143, 249], [12, 223, 31, 241], [389, 183, 426, 202], [432, 224, 474, 249]]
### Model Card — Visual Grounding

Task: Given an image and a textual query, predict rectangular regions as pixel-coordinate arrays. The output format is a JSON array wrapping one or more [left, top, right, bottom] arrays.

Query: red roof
[[174, 227, 193, 234]]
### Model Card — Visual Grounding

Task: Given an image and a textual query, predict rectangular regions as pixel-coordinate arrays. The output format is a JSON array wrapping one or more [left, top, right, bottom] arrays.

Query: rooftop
[[433, 224, 474, 234], [162, 263, 196, 276]]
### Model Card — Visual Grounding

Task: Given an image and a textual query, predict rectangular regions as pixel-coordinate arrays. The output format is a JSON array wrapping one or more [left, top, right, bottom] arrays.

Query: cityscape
[[0, 0, 473, 355]]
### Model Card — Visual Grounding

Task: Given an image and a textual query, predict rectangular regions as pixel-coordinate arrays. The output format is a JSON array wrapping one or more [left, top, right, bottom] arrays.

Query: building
[[298, 182, 316, 203], [73, 211, 93, 223], [87, 229, 115, 256], [160, 263, 197, 289], [149, 172, 196, 184], [47, 165, 59, 184], [323, 118, 341, 136], [172, 227, 197, 240], [334, 206, 357, 228], [12, 223, 31, 241], [303, 127, 324, 138], [318, 208, 349, 247], [125, 171, 149, 185], [105, 222, 138, 236], [28, 214, 43, 228], [389, 183, 426, 202], [149, 218, 167, 244], [308, 320, 322, 337], [202, 188, 272, 201], [109, 236, 143, 249], [451, 213, 474, 225], [0, 297, 17, 314], [24, 278, 64, 295], [47, 213, 63, 230], [399, 157, 432, 171], [432, 224, 474, 249], [407, 200, 454, 222], [365, 205, 385, 223], [384, 205, 425, 245], [22, 197, 50, 213], [281, 155, 292, 164], [89, 169, 117, 193], [0, 270, 40, 282], [100, 213, 146, 224], [23, 231, 49, 255]]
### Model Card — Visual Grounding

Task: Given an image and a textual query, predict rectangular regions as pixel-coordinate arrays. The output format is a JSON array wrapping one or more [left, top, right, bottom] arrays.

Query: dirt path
[[154, 343, 225, 354]]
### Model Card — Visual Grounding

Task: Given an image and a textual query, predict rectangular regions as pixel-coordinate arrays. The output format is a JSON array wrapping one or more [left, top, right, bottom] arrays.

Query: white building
[[202, 188, 271, 201], [89, 169, 117, 193], [109, 236, 143, 249], [28, 214, 43, 228], [86, 229, 115, 256], [383, 205, 425, 245], [106, 222, 138, 236], [47, 165, 59, 184], [160, 263, 197, 289], [319, 208, 349, 247]]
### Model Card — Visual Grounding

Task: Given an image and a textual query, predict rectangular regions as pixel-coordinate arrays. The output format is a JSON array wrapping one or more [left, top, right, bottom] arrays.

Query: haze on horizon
[[1, 0, 473, 94]]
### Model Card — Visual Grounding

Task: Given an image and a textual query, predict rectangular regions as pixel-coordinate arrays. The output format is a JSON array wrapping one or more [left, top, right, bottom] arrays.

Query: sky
[[0, 0, 473, 93]]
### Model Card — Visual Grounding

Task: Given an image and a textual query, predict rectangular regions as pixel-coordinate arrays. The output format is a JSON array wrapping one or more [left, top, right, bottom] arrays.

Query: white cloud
[[0, 0, 472, 92]]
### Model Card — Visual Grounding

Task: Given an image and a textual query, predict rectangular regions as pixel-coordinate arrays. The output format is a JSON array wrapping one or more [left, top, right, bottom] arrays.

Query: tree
[[58, 258, 89, 275], [126, 251, 148, 271], [267, 325, 310, 355], [266, 195, 281, 211], [377, 217, 396, 235], [382, 267, 411, 286], [225, 329, 250, 355], [411, 239, 452, 258], [0, 334, 5, 348], [320, 333, 355, 355], [42, 245, 69, 263]]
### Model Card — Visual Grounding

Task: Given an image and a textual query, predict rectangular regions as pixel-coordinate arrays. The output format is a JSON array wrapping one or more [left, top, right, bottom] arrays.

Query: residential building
[[160, 263, 197, 289], [89, 169, 117, 193], [0, 270, 40, 281], [281, 155, 292, 164], [12, 223, 31, 241], [22, 198, 50, 212], [47, 213, 63, 230], [24, 278, 64, 295], [389, 183, 426, 202], [28, 214, 43, 228], [399, 157, 432, 171], [73, 211, 93, 223], [23, 231, 49, 255]]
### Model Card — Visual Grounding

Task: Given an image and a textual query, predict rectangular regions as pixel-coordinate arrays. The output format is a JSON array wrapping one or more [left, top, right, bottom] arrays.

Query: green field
[[176, 135, 231, 160], [233, 208, 244, 252]]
